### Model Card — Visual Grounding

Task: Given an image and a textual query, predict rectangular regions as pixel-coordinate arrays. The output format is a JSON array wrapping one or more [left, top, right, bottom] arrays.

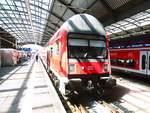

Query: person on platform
[[36, 54, 38, 62]]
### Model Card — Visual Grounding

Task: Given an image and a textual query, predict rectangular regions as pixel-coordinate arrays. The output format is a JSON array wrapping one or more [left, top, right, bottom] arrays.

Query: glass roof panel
[[125, 24, 137, 30], [15, 1, 21, 7], [0, 0, 52, 44], [1, 0, 7, 4], [105, 9, 150, 37]]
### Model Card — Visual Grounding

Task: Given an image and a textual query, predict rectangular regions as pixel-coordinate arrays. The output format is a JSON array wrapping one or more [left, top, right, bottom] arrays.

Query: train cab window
[[111, 58, 117, 65], [68, 38, 107, 59], [126, 59, 136, 68], [117, 59, 125, 66], [142, 55, 146, 70], [68, 39, 88, 58]]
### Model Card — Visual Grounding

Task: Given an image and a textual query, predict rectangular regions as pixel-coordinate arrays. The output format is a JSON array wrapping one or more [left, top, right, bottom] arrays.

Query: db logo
[[128, 53, 133, 57]]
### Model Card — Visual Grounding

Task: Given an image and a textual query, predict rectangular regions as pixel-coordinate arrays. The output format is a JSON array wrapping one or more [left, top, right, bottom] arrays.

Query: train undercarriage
[[50, 72, 116, 95]]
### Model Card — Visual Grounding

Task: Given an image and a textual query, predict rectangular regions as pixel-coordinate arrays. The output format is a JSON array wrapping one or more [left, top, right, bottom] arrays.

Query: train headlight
[[103, 64, 108, 72], [68, 64, 76, 74]]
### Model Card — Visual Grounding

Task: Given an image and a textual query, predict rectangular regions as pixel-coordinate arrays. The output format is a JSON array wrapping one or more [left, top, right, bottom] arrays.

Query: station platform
[[0, 58, 66, 113]]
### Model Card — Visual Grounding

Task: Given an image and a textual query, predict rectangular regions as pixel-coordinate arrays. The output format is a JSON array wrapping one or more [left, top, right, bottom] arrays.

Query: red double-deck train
[[43, 14, 116, 95], [0, 48, 22, 66], [110, 47, 150, 77]]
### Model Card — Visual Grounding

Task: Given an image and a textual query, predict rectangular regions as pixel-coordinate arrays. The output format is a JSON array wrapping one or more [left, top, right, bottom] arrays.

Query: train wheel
[[86, 80, 93, 91], [97, 85, 104, 95], [93, 82, 105, 95], [46, 67, 50, 73], [54, 79, 60, 88]]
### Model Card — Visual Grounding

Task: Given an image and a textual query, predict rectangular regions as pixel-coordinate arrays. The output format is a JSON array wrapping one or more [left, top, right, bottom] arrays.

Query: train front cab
[[66, 33, 116, 93]]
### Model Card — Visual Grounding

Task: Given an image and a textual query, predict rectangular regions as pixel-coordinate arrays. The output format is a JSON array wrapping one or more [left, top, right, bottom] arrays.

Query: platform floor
[[0, 59, 66, 113]]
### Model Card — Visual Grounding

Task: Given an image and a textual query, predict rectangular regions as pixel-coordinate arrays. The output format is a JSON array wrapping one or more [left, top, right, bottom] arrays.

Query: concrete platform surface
[[0, 59, 66, 113]]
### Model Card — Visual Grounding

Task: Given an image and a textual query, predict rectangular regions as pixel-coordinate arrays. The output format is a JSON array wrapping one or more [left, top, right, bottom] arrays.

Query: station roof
[[0, 27, 16, 47], [0, 0, 149, 46]]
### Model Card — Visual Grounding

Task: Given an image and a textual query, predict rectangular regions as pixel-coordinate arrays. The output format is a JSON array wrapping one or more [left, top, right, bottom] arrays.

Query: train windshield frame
[[68, 33, 107, 59]]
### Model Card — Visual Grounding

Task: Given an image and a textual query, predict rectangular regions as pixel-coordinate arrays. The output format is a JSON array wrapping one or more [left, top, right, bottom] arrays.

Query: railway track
[[67, 101, 88, 113], [59, 89, 124, 113], [66, 97, 123, 113], [40, 59, 128, 113]]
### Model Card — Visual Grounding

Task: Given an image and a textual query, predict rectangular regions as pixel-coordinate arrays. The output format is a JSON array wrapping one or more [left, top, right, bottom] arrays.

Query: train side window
[[111, 58, 117, 65], [126, 59, 136, 68], [149, 56, 150, 70], [56, 41, 60, 55], [142, 55, 146, 70], [117, 59, 125, 66], [50, 48, 53, 57]]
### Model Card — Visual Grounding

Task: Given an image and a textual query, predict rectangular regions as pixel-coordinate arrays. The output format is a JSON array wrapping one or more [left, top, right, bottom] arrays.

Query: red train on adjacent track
[[43, 14, 116, 95], [110, 47, 150, 77], [0, 48, 23, 66]]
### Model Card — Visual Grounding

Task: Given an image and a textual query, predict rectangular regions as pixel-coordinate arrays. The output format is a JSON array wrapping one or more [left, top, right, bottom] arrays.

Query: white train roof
[[61, 14, 106, 36]]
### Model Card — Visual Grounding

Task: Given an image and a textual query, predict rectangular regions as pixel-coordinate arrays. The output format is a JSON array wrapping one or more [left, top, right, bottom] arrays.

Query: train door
[[140, 51, 150, 75], [147, 51, 150, 75], [47, 51, 49, 69]]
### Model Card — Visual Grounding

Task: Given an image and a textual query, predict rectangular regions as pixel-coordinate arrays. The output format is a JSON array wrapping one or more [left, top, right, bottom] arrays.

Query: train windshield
[[68, 38, 107, 59]]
